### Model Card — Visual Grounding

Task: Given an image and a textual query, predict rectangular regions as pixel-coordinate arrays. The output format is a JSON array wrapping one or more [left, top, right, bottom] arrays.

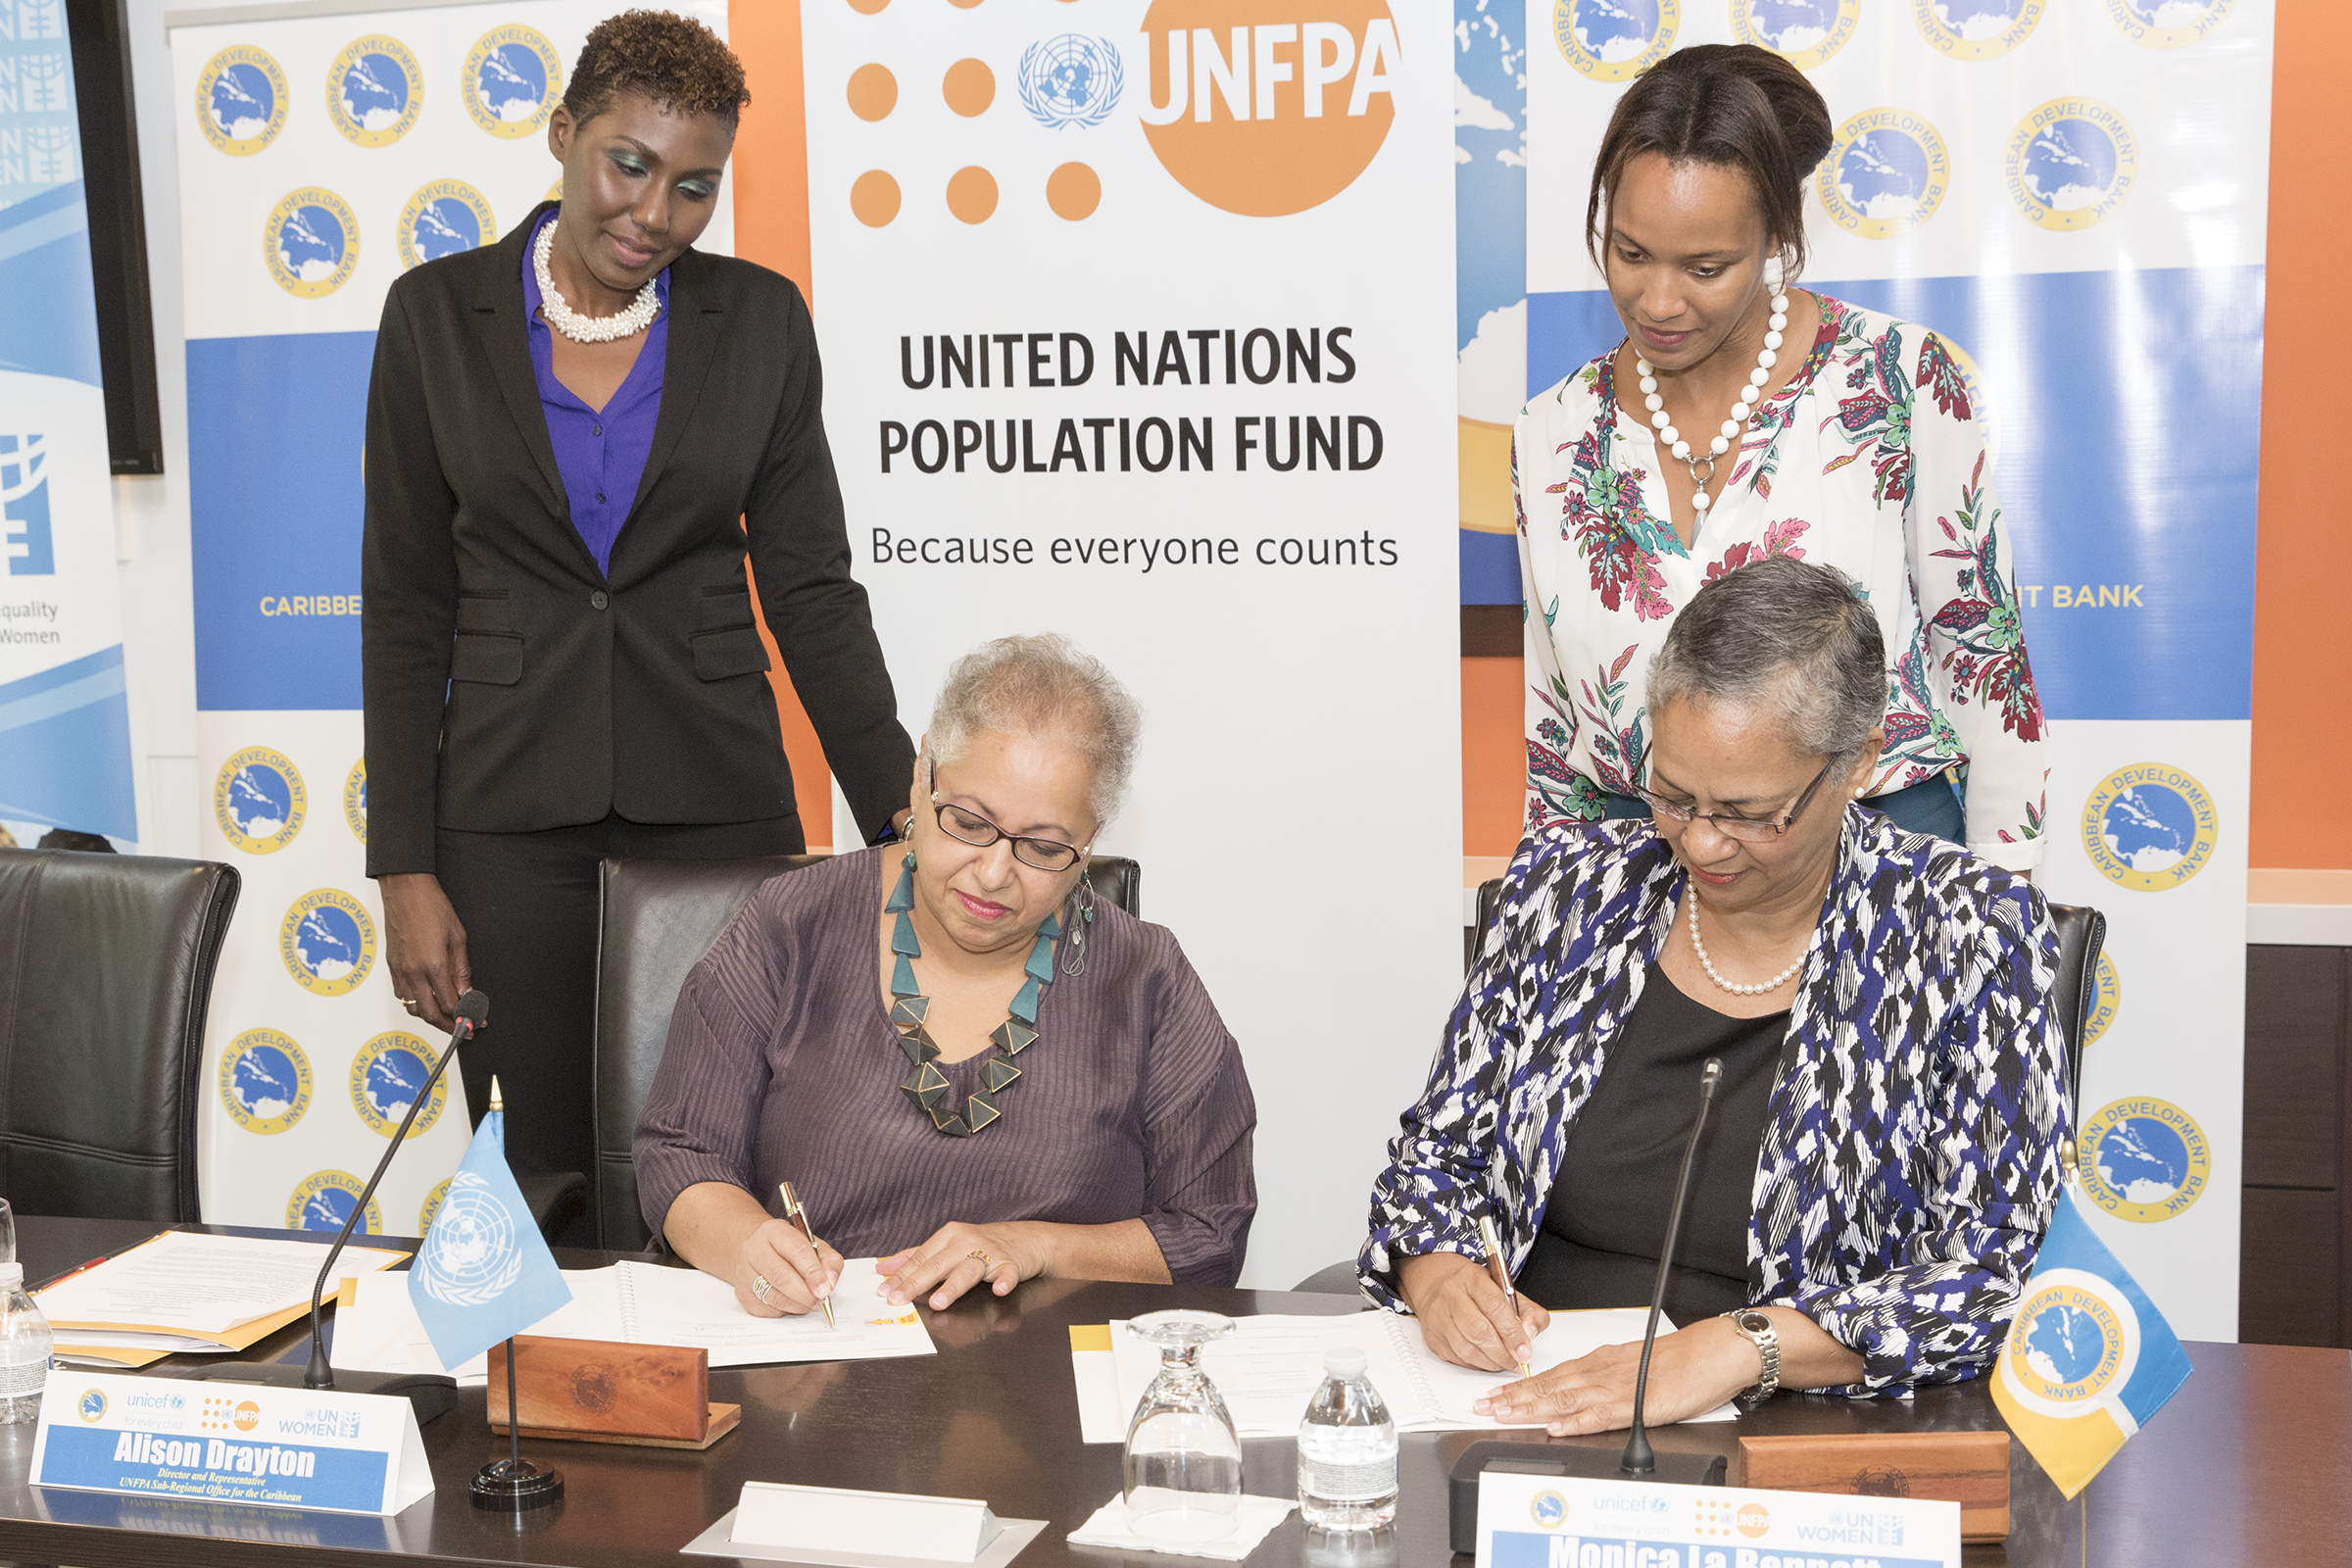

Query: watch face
[[1736, 1310, 1773, 1334]]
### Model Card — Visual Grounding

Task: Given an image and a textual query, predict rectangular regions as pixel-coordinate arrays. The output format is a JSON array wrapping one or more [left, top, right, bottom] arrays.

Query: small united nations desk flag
[[408, 1091, 571, 1371], [1991, 1186, 2193, 1499]]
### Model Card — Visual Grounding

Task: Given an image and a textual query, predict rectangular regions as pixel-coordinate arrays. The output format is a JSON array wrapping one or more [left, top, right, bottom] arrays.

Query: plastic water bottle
[[1297, 1347, 1397, 1529], [0, 1262, 51, 1423]]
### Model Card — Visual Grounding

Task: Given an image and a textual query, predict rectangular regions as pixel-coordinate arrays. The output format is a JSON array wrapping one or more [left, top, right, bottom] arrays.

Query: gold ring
[[752, 1273, 773, 1303], [396, 997, 417, 1007], [967, 1250, 993, 1270]]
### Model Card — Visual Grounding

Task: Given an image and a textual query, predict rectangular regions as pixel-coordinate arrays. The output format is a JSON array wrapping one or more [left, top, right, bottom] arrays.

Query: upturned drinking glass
[[1122, 1310, 1243, 1542]]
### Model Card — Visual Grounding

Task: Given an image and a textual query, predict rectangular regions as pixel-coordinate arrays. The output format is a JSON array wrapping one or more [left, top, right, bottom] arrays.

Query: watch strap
[[1725, 1308, 1781, 1409]]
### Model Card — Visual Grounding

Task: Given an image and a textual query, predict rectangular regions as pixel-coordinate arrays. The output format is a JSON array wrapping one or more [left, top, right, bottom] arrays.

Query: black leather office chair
[[0, 848, 239, 1221], [590, 854, 1141, 1251]]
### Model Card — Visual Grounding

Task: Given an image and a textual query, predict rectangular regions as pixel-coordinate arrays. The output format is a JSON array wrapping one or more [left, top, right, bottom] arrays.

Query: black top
[[1516, 968, 1789, 1326], [361, 201, 915, 877]]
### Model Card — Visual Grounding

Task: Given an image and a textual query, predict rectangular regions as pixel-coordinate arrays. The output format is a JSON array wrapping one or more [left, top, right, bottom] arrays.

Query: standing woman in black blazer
[[363, 12, 914, 1179]]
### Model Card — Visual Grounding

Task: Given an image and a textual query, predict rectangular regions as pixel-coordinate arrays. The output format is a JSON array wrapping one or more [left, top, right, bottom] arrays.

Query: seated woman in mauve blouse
[[1362, 557, 2070, 1431], [636, 633, 1256, 1317]]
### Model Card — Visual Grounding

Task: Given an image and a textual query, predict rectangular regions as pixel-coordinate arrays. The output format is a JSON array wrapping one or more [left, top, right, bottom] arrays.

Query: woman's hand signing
[[880, 1221, 1048, 1310], [380, 873, 470, 1035], [1471, 1315, 1760, 1435], [1396, 1251, 1550, 1373], [736, 1218, 843, 1319]]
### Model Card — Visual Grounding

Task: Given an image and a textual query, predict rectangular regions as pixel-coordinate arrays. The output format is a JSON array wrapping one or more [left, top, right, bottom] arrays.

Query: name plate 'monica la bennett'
[[29, 1371, 432, 1515], [1474, 1472, 1961, 1568]]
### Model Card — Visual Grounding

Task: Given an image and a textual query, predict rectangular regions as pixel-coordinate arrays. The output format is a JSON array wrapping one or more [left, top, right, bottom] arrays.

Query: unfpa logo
[[0, 433, 53, 576]]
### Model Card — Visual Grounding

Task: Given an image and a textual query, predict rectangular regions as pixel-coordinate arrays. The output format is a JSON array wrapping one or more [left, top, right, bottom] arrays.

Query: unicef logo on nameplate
[[2081, 763, 2217, 892], [266, 188, 361, 299], [214, 747, 305, 854], [350, 1032, 448, 1140], [218, 1027, 312, 1136], [2105, 0, 2238, 49], [195, 45, 286, 156], [1997, 1268, 2138, 1417], [1018, 35, 1123, 129], [464, 25, 561, 139], [2005, 99, 2137, 232], [1818, 110, 1948, 240], [279, 889, 376, 996], [2079, 1098, 2210, 1223], [1552, 0, 1677, 82], [418, 1171, 524, 1306], [326, 34, 421, 148], [287, 1170, 380, 1235], [1913, 0, 2046, 60], [398, 180, 496, 271], [1730, 0, 1861, 71]]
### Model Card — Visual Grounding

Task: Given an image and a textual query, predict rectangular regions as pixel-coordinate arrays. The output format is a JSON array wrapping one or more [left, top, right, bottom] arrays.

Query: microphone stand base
[[1448, 1440, 1727, 1554], [159, 1362, 459, 1425], [470, 1458, 564, 1512]]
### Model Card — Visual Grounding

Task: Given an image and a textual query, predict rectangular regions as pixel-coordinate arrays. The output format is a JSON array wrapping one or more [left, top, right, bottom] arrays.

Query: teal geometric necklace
[[886, 853, 1058, 1137]]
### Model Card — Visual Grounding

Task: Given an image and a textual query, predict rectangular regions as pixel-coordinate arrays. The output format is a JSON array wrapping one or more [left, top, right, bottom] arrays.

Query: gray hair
[[925, 634, 1143, 827], [1645, 556, 1886, 766]]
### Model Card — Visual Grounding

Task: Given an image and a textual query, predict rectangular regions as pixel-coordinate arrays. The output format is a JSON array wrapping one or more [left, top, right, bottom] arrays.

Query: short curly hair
[[563, 10, 750, 132]]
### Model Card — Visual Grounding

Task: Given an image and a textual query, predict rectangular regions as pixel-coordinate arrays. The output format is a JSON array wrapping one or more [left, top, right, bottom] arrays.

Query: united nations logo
[[1553, 0, 1678, 82], [2081, 762, 2217, 892], [77, 1389, 106, 1423], [1018, 34, 1123, 129], [2005, 99, 2137, 232], [287, 1170, 380, 1235], [219, 1027, 312, 1135], [279, 889, 377, 996], [2105, 0, 2237, 48], [1913, 0, 2046, 60], [2085, 950, 2121, 1048], [397, 180, 496, 271], [214, 746, 304, 854], [266, 188, 361, 299], [195, 45, 286, 156], [326, 34, 421, 147], [464, 25, 561, 138], [1731, 0, 1860, 71], [419, 1176, 454, 1235], [418, 1170, 524, 1306], [1998, 1269, 2138, 1416], [344, 759, 367, 842], [1529, 1490, 1566, 1528], [2079, 1098, 2210, 1222], [1817, 109, 1948, 240], [351, 1032, 447, 1140]]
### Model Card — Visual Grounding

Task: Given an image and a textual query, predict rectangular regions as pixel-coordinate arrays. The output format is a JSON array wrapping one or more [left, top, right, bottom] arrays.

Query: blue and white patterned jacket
[[1361, 808, 2071, 1395]]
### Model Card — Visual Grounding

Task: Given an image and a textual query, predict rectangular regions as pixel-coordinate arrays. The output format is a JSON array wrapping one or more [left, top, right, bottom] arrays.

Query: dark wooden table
[[0, 1217, 2343, 1566]]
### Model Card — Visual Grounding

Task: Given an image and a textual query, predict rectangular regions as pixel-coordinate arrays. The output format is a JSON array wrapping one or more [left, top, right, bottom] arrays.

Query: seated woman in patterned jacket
[[1361, 557, 2070, 1432]]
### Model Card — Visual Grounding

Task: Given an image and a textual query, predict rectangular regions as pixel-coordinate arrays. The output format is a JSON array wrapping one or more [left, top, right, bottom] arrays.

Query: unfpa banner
[[802, 1, 1459, 1284], [0, 0, 136, 847], [1517, 0, 2268, 1335], [169, 3, 729, 1233]]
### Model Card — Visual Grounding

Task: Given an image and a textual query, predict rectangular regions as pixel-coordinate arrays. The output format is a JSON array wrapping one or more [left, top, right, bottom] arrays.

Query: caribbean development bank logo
[[2079, 1098, 2209, 1222], [76, 1389, 105, 1423], [2085, 950, 2121, 1049], [351, 1032, 447, 1140], [1818, 109, 1948, 239], [219, 1027, 312, 1135], [2082, 762, 2216, 892], [344, 759, 368, 841], [214, 747, 305, 854], [1998, 1268, 2136, 1413], [288, 1171, 379, 1235], [398, 180, 496, 270], [464, 25, 560, 138], [2006, 99, 2137, 232], [195, 45, 286, 156], [2105, 0, 2237, 49], [279, 889, 376, 996], [1731, 0, 1859, 71], [1552, 0, 1677, 82], [1914, 0, 2045, 60], [266, 188, 361, 299], [1529, 1490, 1566, 1528], [326, 34, 420, 147]]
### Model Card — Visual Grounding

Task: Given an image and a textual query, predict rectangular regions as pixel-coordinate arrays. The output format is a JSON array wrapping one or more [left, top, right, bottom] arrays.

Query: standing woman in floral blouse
[[1517, 45, 2046, 871]]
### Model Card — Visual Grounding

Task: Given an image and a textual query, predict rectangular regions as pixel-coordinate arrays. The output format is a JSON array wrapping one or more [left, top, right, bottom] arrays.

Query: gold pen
[[1477, 1214, 1531, 1380], [777, 1181, 836, 1330]]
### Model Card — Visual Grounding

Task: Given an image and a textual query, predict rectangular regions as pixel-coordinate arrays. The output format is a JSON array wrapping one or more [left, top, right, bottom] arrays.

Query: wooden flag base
[[1739, 1431, 2011, 1543], [487, 1336, 731, 1447], [492, 1401, 741, 1450]]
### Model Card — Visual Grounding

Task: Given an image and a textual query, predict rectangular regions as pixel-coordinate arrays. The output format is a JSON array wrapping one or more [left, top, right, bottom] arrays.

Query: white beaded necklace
[[1687, 891, 1805, 997], [532, 218, 662, 345], [1635, 257, 1788, 522]]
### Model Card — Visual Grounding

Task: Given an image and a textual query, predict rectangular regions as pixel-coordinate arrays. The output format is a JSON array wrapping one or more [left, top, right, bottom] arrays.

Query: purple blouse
[[633, 848, 1259, 1285], [521, 209, 668, 576]]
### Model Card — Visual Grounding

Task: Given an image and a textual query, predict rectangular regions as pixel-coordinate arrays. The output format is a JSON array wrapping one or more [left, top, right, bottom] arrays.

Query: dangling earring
[[1060, 869, 1099, 976]]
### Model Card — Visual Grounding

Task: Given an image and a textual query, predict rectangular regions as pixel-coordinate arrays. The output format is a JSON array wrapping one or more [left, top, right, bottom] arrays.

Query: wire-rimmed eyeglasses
[[1635, 758, 1836, 843], [928, 761, 1091, 871]]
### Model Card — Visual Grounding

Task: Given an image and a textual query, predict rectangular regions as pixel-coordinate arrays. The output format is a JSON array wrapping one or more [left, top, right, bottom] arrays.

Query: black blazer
[[361, 204, 913, 877]]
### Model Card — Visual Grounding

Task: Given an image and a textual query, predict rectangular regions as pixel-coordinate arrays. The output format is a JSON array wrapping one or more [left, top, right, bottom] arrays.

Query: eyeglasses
[[1636, 758, 1836, 843], [928, 762, 1090, 872]]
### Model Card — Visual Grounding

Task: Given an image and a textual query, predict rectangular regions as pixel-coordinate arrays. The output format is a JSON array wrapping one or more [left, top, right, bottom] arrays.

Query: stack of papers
[[36, 1232, 411, 1368]]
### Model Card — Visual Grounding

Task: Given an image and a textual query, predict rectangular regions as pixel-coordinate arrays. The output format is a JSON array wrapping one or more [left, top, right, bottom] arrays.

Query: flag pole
[[468, 1077, 564, 1513]]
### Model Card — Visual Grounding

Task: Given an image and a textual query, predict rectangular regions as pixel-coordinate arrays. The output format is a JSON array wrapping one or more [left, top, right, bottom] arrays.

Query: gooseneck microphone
[[1620, 1055, 1723, 1475]]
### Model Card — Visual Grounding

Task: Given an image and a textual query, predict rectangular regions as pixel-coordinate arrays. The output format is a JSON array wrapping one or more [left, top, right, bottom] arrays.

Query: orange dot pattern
[[1047, 163, 1101, 220], [846, 0, 889, 14], [943, 59, 994, 117], [946, 166, 999, 224], [851, 170, 902, 227], [847, 63, 897, 122]]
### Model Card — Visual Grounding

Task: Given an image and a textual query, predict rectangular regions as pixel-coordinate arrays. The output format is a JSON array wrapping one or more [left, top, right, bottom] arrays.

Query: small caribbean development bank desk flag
[[409, 1095, 571, 1370], [1992, 1186, 2193, 1499]]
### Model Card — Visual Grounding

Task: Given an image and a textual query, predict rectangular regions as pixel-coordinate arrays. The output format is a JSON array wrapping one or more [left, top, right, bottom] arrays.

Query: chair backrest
[[592, 853, 1141, 1251], [0, 849, 239, 1221]]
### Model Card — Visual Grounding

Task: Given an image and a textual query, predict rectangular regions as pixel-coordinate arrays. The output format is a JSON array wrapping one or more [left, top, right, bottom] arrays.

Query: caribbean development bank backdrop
[[1503, 0, 2268, 1338], [172, 2, 731, 1237]]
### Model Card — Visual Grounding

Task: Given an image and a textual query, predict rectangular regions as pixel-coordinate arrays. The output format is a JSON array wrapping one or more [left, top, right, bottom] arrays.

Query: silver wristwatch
[[1724, 1308, 1782, 1410]]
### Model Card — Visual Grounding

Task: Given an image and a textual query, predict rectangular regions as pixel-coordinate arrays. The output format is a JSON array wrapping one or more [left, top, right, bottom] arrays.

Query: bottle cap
[[0, 1263, 22, 1290], [1323, 1346, 1368, 1380]]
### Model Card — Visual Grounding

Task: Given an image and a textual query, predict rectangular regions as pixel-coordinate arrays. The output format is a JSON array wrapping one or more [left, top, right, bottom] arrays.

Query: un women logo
[[195, 45, 286, 156], [287, 1170, 380, 1235], [214, 746, 305, 854], [218, 1027, 312, 1135], [326, 34, 421, 147], [464, 25, 561, 138], [2079, 1098, 2210, 1223], [350, 1032, 447, 1140], [2105, 0, 2237, 48], [418, 1172, 524, 1306], [266, 188, 361, 299], [397, 180, 496, 270], [1019, 34, 1123, 128], [1553, 0, 1678, 82], [1818, 110, 1948, 239], [1998, 1269, 2138, 1416], [279, 889, 377, 996], [2081, 762, 2216, 892], [1731, 0, 1860, 71], [1913, 0, 2046, 60], [2006, 99, 2138, 232]]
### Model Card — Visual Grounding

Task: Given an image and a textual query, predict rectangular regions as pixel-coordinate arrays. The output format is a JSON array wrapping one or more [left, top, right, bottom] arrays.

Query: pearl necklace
[[532, 218, 661, 345], [1635, 260, 1788, 521], [1688, 891, 1806, 997]]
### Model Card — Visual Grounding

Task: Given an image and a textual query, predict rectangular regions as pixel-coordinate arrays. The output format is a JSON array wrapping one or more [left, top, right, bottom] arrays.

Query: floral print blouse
[[1514, 296, 2048, 871]]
